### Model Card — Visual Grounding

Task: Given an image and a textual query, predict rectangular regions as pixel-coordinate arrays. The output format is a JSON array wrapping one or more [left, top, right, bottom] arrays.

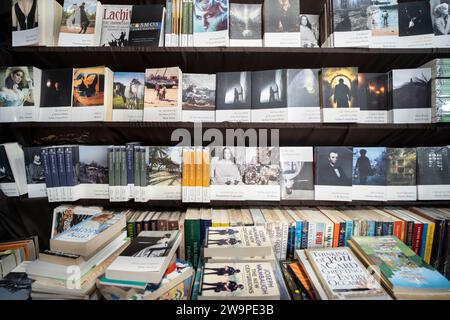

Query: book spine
[[108, 146, 115, 201], [114, 146, 122, 201], [375, 221, 382, 236], [301, 220, 309, 249], [332, 222, 339, 248], [338, 222, 346, 247], [195, 146, 202, 203], [181, 0, 188, 47], [182, 147, 189, 202], [287, 224, 295, 259], [387, 222, 394, 236], [64, 147, 74, 201], [134, 146, 141, 202], [412, 223, 423, 254], [344, 220, 353, 246], [294, 220, 302, 250], [393, 220, 402, 240], [48, 148, 60, 202], [189, 148, 195, 202], [140, 147, 147, 202], [419, 223, 428, 259], [120, 146, 127, 200], [41, 148, 53, 201], [325, 222, 333, 248], [188, 0, 193, 46], [202, 147, 210, 203], [424, 222, 435, 264], [56, 147, 67, 201], [127, 219, 135, 240], [165, 0, 172, 47], [406, 221, 414, 248], [126, 143, 134, 198]]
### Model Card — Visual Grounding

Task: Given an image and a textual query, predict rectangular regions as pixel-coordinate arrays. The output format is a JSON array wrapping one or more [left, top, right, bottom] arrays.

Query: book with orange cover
[[288, 261, 316, 300], [195, 146, 203, 203], [189, 148, 196, 202]]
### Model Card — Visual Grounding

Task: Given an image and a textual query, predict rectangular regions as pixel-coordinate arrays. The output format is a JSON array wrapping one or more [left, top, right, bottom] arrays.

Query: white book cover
[[0, 144, 21, 196], [287, 69, 321, 122], [229, 3, 262, 47], [251, 69, 287, 122], [368, 0, 399, 49], [386, 148, 417, 201], [182, 73, 216, 122], [38, 68, 73, 122], [58, 0, 102, 46], [263, 0, 300, 47], [204, 226, 272, 258], [98, 5, 132, 47], [352, 147, 387, 201], [143, 67, 182, 122], [314, 147, 353, 202], [331, 0, 371, 48], [0, 66, 40, 122], [112, 72, 144, 122], [210, 146, 246, 201], [11, 0, 40, 47], [391, 68, 431, 124], [357, 73, 388, 123], [193, 0, 229, 47], [244, 147, 280, 201], [321, 67, 359, 123], [280, 147, 314, 200], [417, 146, 450, 200], [215, 71, 251, 122], [199, 262, 280, 300]]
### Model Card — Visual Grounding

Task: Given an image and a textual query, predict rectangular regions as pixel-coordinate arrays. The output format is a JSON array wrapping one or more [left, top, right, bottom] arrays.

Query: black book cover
[[417, 147, 450, 185], [40, 68, 73, 108], [0, 145, 14, 184], [358, 73, 387, 112], [251, 69, 287, 109], [216, 72, 251, 110], [128, 5, 164, 46], [120, 231, 179, 258], [314, 146, 353, 187]]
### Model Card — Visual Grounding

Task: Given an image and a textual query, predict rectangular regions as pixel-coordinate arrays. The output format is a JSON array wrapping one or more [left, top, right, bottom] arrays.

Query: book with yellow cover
[[195, 146, 203, 203], [202, 147, 210, 203], [181, 147, 189, 202]]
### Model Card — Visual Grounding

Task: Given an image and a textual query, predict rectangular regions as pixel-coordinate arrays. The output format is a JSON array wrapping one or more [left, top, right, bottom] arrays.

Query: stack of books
[[0, 236, 39, 279]]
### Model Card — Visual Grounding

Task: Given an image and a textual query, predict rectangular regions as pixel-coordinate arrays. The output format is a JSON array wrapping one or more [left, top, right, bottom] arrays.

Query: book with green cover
[[349, 236, 450, 299], [185, 208, 201, 268]]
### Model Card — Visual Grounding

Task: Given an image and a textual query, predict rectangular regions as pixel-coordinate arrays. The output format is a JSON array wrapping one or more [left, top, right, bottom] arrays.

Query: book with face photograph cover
[[193, 0, 229, 47], [263, 0, 300, 47]]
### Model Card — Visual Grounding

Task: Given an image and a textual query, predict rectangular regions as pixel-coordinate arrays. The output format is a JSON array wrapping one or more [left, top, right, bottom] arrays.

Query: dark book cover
[[40, 68, 73, 108], [314, 147, 353, 187], [279, 260, 304, 300], [229, 3, 262, 40], [417, 147, 450, 185], [40, 148, 53, 188], [263, 0, 299, 33], [120, 230, 179, 258], [352, 147, 387, 186], [392, 68, 431, 110], [251, 69, 287, 109], [386, 148, 416, 187], [358, 73, 387, 112], [398, 1, 433, 37], [321, 67, 358, 109], [56, 147, 67, 187], [216, 72, 251, 110], [128, 5, 164, 46], [24, 147, 45, 185], [0, 145, 14, 184], [48, 148, 59, 188]]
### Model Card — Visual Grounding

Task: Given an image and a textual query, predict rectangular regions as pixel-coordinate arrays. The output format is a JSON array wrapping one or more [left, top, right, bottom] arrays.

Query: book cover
[[397, 1, 434, 48], [386, 148, 417, 201], [0, 145, 18, 197], [243, 147, 280, 201], [280, 147, 314, 200], [417, 146, 450, 200], [99, 4, 131, 47], [181, 73, 216, 122], [300, 14, 319, 48], [314, 146, 353, 201], [352, 147, 387, 201], [368, 0, 399, 48], [76, 145, 109, 199], [286, 69, 320, 122], [251, 69, 287, 122], [0, 66, 40, 123], [216, 71, 251, 122], [193, 0, 229, 47], [58, 0, 100, 46], [199, 262, 280, 299], [229, 3, 262, 47], [331, 0, 371, 47], [128, 5, 165, 47], [39, 68, 73, 122], [112, 72, 144, 121], [263, 0, 300, 47], [144, 67, 181, 121], [391, 68, 431, 123], [24, 147, 46, 198], [204, 226, 272, 258], [357, 73, 388, 123], [11, 0, 39, 47], [51, 205, 98, 238], [321, 67, 359, 123]]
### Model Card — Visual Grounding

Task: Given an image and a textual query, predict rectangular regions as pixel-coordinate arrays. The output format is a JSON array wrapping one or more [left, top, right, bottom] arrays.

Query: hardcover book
[[39, 68, 73, 122], [280, 147, 314, 200], [314, 146, 353, 201], [263, 0, 300, 47], [58, 0, 102, 47], [357, 73, 388, 123], [229, 3, 262, 47], [144, 67, 182, 122], [0, 66, 41, 123], [216, 71, 251, 122], [106, 230, 182, 284], [98, 4, 132, 47], [348, 236, 450, 299], [198, 262, 280, 299], [390, 68, 431, 123], [386, 148, 417, 201], [204, 226, 273, 258], [181, 73, 216, 122], [321, 67, 359, 123], [193, 0, 229, 47], [286, 69, 320, 122], [251, 69, 287, 122], [352, 147, 387, 201], [417, 146, 450, 200], [127, 5, 165, 47], [112, 72, 145, 121]]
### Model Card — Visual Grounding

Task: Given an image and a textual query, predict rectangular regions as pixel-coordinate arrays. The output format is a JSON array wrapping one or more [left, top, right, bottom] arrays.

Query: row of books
[[4, 143, 450, 202], [25, 205, 450, 300], [1, 60, 449, 124], [321, 0, 450, 49]]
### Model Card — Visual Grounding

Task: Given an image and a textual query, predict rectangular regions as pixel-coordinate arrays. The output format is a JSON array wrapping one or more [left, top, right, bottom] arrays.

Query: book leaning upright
[[193, 0, 229, 47], [263, 0, 300, 47]]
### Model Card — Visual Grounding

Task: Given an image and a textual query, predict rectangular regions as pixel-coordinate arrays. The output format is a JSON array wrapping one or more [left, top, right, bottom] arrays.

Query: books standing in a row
[[182, 147, 210, 203]]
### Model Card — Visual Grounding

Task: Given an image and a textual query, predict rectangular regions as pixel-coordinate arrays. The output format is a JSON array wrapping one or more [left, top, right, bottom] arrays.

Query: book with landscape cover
[[280, 147, 314, 200], [386, 148, 417, 201], [128, 5, 165, 47], [216, 71, 251, 122], [106, 230, 182, 284], [0, 66, 41, 123], [204, 226, 272, 258], [112, 72, 144, 121], [144, 67, 182, 121], [287, 69, 321, 122], [98, 4, 132, 47], [229, 3, 262, 47], [198, 262, 280, 299], [367, 0, 399, 48], [181, 73, 216, 122]]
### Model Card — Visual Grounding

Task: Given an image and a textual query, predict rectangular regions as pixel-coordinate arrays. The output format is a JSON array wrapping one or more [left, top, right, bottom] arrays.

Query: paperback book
[[397, 0, 434, 48], [98, 4, 132, 47], [286, 69, 320, 122], [263, 0, 300, 47], [280, 147, 314, 200], [417, 146, 450, 200], [128, 5, 165, 47], [193, 0, 229, 47], [300, 14, 320, 48], [181, 74, 216, 122], [229, 3, 262, 47], [357, 73, 388, 123], [216, 71, 252, 122], [24, 147, 46, 198], [368, 0, 399, 48], [0, 143, 27, 197], [112, 72, 145, 121], [386, 148, 417, 201]]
